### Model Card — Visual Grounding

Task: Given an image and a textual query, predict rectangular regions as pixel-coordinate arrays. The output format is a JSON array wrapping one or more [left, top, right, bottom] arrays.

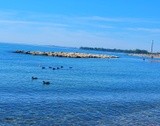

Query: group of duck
[[32, 76, 50, 85], [31, 65, 72, 85]]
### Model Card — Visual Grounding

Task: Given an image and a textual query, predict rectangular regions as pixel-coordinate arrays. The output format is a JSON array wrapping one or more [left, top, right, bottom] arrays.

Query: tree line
[[80, 47, 149, 54]]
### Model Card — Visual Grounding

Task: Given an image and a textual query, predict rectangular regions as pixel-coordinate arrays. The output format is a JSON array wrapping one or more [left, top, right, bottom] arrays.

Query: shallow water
[[1, 43, 160, 126]]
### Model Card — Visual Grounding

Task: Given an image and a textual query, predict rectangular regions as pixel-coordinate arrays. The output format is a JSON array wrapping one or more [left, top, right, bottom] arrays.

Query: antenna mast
[[151, 40, 154, 53]]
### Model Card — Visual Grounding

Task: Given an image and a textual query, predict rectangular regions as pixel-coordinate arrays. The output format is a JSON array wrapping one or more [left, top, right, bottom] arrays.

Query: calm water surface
[[1, 43, 160, 126]]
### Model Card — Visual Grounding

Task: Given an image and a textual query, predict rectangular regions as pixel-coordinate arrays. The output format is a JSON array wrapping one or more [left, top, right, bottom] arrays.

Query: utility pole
[[151, 40, 154, 53]]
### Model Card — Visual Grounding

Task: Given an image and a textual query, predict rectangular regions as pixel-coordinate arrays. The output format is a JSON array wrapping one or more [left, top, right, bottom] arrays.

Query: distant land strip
[[14, 50, 119, 58], [80, 47, 149, 54], [129, 53, 160, 59]]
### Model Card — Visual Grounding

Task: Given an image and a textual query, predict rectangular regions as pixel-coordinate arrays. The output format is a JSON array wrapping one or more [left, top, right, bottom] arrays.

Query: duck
[[42, 67, 45, 69], [32, 76, 38, 80], [43, 81, 50, 85]]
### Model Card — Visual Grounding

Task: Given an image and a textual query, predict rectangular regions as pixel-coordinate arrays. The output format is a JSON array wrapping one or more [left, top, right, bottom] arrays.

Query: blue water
[[1, 43, 160, 126]]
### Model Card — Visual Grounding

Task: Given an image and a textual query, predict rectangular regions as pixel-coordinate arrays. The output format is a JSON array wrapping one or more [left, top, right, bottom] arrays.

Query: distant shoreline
[[79, 46, 160, 59], [129, 53, 160, 59]]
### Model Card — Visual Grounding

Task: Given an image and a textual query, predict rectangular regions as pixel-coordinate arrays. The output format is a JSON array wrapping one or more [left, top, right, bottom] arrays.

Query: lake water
[[1, 42, 160, 126]]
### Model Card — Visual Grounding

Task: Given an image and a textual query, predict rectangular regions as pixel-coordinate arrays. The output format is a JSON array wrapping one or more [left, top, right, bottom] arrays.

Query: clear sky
[[0, 0, 160, 51]]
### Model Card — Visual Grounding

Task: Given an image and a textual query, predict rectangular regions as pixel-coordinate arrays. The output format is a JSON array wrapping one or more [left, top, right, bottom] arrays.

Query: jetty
[[14, 50, 119, 58]]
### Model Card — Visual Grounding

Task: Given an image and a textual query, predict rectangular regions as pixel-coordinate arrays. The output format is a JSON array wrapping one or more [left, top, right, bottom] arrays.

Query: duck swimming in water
[[32, 76, 38, 80], [43, 81, 50, 85]]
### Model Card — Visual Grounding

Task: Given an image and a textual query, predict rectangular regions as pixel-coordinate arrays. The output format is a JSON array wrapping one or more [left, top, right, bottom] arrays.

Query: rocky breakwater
[[14, 50, 119, 58]]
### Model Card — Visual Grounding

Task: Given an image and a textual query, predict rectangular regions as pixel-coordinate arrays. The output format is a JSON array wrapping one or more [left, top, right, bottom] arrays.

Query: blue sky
[[0, 0, 160, 51]]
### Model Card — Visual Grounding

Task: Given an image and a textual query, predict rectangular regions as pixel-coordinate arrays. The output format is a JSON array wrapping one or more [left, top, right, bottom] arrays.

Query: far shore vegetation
[[80, 47, 150, 54]]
